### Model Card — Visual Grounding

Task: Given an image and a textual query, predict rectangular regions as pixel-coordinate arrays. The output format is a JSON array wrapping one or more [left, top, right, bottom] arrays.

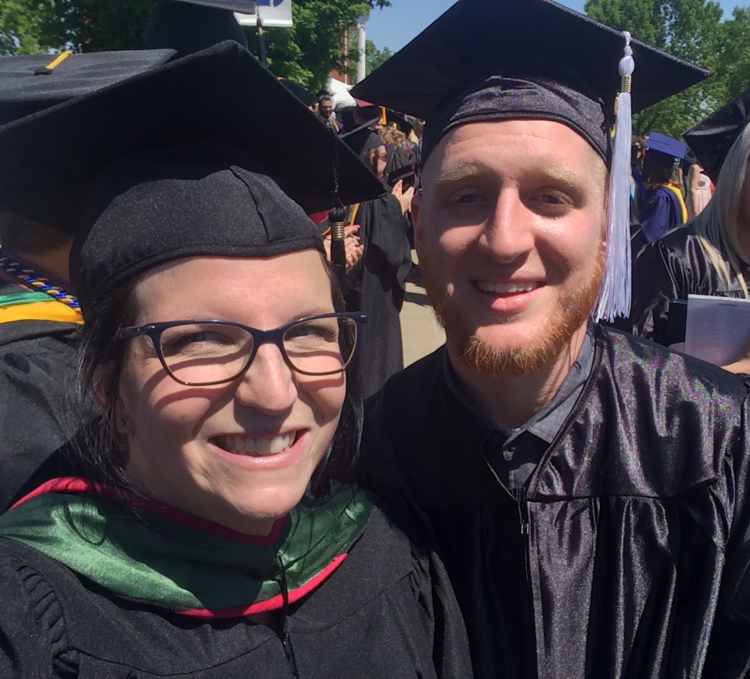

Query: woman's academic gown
[[624, 223, 750, 345], [0, 486, 471, 679]]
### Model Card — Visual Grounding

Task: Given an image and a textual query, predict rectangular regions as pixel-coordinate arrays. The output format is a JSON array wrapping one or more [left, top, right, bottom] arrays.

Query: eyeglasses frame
[[116, 311, 367, 386]]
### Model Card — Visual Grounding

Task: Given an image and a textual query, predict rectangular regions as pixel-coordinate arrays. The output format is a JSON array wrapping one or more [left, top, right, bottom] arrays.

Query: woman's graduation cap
[[0, 41, 384, 312], [683, 87, 750, 182], [352, 0, 709, 321]]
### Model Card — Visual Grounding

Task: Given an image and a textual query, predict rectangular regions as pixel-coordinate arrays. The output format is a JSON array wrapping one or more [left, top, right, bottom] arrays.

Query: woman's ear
[[84, 363, 133, 435]]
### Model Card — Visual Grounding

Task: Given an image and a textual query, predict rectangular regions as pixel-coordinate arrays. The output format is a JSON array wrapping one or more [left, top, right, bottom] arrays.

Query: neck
[[448, 324, 588, 430]]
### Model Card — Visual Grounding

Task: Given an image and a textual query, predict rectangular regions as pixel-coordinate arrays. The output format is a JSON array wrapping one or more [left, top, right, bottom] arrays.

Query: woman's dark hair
[[641, 149, 674, 187], [72, 252, 363, 498]]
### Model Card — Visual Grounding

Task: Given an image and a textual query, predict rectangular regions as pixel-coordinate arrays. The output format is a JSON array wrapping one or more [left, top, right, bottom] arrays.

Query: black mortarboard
[[0, 50, 175, 126], [0, 42, 384, 312], [341, 126, 384, 156], [387, 111, 414, 135], [280, 79, 317, 108], [144, 0, 255, 57], [683, 87, 750, 182], [351, 0, 708, 163]]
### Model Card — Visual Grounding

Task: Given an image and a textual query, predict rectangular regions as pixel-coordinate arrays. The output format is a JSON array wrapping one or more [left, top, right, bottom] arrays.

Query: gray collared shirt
[[443, 325, 595, 491]]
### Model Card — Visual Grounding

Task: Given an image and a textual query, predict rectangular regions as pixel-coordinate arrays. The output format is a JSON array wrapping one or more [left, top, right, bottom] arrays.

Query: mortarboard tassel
[[594, 31, 634, 322]]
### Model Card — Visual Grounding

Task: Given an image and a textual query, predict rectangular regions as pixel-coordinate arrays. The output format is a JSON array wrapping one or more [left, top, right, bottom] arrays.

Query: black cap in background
[[144, 0, 256, 57], [0, 50, 175, 126], [683, 87, 750, 182], [280, 79, 317, 108]]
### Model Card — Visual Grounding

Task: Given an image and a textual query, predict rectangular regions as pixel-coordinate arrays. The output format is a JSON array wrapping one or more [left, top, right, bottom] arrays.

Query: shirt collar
[[443, 323, 596, 445]]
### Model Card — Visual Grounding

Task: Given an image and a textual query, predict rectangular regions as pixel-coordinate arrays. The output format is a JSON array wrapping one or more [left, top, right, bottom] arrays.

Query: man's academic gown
[[624, 223, 750, 345], [361, 325, 750, 678]]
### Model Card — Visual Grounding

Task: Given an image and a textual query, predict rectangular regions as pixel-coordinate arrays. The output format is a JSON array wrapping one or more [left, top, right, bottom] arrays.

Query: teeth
[[222, 432, 295, 455], [477, 281, 539, 294]]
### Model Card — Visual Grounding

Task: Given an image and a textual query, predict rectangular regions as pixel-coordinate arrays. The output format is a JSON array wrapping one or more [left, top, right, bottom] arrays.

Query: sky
[[366, 0, 748, 54]]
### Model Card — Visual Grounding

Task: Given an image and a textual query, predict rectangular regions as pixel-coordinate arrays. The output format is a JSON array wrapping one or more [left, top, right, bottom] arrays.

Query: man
[[353, 0, 750, 676], [318, 95, 340, 132]]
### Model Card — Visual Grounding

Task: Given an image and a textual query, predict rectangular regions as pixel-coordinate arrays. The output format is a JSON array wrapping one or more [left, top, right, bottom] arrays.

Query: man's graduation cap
[[683, 87, 750, 182], [645, 131, 687, 168], [144, 0, 256, 57], [0, 50, 175, 126], [0, 42, 384, 312], [352, 0, 708, 163], [352, 0, 708, 321]]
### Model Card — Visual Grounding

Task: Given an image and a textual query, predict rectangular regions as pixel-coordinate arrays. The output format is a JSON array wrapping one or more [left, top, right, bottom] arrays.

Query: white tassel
[[594, 31, 634, 322]]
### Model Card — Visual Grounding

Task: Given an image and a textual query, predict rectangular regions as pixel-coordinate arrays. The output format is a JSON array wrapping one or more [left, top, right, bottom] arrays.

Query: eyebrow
[[433, 160, 590, 191]]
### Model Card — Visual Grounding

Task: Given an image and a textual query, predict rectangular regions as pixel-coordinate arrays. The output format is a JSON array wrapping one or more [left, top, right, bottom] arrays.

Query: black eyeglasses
[[116, 312, 366, 386]]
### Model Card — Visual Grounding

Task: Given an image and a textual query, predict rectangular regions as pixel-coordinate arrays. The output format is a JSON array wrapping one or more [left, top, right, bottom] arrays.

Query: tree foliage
[[0, 0, 389, 94], [258, 0, 388, 91], [584, 0, 739, 138], [366, 39, 391, 75]]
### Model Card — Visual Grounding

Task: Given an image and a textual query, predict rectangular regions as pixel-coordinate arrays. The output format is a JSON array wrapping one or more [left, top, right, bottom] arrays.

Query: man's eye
[[453, 192, 484, 205]]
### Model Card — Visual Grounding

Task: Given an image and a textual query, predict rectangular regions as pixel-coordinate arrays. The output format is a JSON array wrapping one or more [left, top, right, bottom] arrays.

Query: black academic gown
[[0, 280, 85, 511], [623, 223, 750, 345], [0, 503, 472, 678], [361, 325, 750, 678], [346, 193, 412, 399]]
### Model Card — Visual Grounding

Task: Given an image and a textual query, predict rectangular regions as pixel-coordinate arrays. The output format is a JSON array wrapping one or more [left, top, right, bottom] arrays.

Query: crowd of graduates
[[2, 0, 750, 677]]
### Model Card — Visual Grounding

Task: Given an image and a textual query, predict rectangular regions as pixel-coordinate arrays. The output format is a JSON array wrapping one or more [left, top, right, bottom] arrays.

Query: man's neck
[[448, 324, 589, 430]]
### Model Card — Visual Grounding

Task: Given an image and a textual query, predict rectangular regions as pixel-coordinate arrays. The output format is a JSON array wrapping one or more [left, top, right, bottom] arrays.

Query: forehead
[[423, 119, 606, 185], [133, 250, 331, 313]]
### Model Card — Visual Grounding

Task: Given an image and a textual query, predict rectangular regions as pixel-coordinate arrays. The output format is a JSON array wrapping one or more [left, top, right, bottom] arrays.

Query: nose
[[477, 187, 535, 264], [234, 341, 298, 414]]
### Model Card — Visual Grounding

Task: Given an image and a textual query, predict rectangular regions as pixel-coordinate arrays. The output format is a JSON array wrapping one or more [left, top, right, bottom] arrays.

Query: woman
[[0, 43, 471, 678], [625, 109, 750, 349], [637, 132, 688, 246]]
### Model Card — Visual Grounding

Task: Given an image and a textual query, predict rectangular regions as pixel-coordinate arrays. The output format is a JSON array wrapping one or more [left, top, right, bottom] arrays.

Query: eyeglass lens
[[158, 317, 357, 384]]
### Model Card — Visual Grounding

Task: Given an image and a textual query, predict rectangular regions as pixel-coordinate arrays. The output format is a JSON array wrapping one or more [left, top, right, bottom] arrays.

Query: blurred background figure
[[687, 158, 714, 219], [317, 94, 340, 132], [637, 132, 688, 245], [342, 126, 413, 398], [624, 87, 750, 352]]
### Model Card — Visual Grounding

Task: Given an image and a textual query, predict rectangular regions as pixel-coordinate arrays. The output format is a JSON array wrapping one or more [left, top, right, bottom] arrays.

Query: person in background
[[0, 42, 471, 679], [687, 158, 713, 218], [0, 49, 175, 511], [353, 0, 750, 676], [317, 95, 340, 132], [637, 131, 688, 244], [341, 126, 413, 398], [626, 87, 750, 351]]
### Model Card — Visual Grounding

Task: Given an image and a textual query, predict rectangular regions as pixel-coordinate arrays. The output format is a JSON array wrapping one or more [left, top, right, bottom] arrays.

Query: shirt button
[[503, 448, 513, 461]]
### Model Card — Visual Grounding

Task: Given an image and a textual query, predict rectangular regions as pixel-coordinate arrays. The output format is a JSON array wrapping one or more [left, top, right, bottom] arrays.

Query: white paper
[[684, 294, 750, 366]]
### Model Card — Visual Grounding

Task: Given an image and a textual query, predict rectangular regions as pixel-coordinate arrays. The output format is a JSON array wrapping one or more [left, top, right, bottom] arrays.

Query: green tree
[[0, 0, 390, 94], [716, 6, 750, 99], [584, 0, 725, 137], [260, 0, 389, 92], [366, 39, 391, 75]]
